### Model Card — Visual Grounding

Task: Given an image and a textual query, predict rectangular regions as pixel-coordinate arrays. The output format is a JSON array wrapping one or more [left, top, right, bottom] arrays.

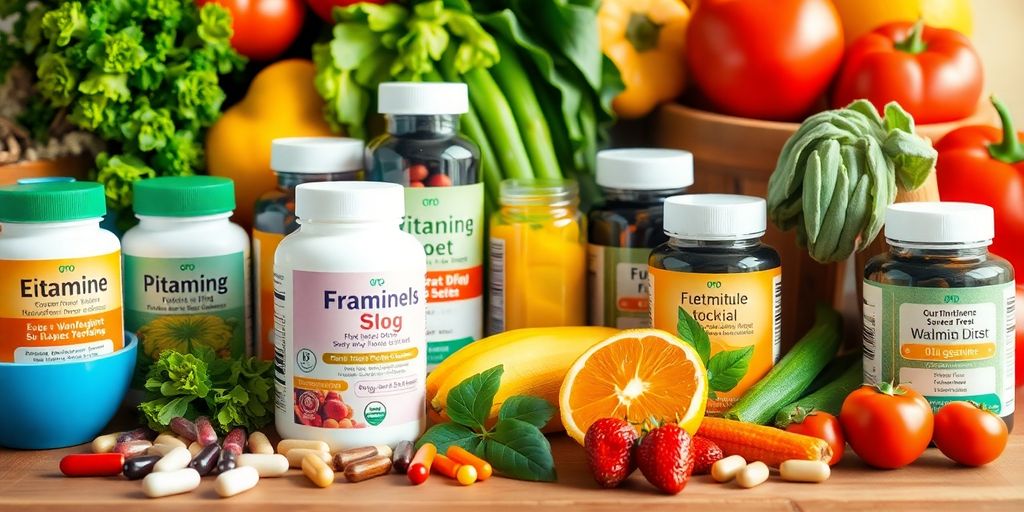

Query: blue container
[[0, 333, 137, 449]]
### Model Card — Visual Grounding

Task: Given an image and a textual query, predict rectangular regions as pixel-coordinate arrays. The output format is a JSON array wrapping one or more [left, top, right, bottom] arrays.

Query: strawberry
[[636, 423, 694, 494], [584, 418, 638, 488], [691, 436, 723, 475]]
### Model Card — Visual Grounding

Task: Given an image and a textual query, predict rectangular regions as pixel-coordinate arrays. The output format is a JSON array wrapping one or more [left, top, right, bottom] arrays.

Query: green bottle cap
[[0, 181, 107, 223], [133, 176, 236, 217]]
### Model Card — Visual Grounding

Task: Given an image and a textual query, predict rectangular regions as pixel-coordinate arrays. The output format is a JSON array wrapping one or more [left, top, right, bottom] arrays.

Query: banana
[[426, 326, 618, 432]]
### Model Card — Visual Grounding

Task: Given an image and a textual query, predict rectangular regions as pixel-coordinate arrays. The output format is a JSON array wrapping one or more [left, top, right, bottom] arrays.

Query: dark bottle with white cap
[[864, 202, 1015, 430], [587, 149, 694, 328]]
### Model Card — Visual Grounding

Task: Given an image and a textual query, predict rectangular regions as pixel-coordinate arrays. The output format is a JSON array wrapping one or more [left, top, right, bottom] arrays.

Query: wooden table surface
[[2, 390, 1022, 511]]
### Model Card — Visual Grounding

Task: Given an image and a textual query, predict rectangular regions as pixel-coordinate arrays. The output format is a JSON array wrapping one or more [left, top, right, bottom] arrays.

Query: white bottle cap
[[664, 194, 767, 240], [596, 149, 694, 190], [378, 82, 469, 115], [885, 202, 994, 246], [271, 137, 365, 174], [295, 182, 404, 222]]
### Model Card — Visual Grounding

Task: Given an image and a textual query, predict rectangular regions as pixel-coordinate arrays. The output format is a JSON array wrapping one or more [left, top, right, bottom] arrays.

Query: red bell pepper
[[832, 21, 983, 124]]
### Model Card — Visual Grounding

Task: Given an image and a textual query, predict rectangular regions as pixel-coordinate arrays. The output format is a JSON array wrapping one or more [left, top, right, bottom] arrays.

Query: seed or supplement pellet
[[447, 445, 492, 481], [302, 452, 334, 488], [223, 428, 246, 456], [142, 468, 201, 498], [287, 448, 331, 468], [189, 443, 222, 476], [277, 439, 330, 455], [408, 443, 436, 485], [711, 455, 747, 483], [124, 455, 161, 480], [91, 432, 119, 454], [60, 453, 124, 477], [215, 466, 260, 498], [188, 441, 203, 457], [237, 454, 289, 477], [425, 173, 453, 187], [154, 446, 192, 472], [153, 434, 186, 450], [117, 428, 154, 443], [408, 164, 429, 182], [146, 444, 176, 457], [247, 432, 273, 455], [169, 417, 198, 443], [344, 455, 392, 483], [456, 464, 478, 486], [216, 450, 238, 474], [736, 461, 769, 489], [432, 454, 461, 479], [114, 440, 153, 459], [333, 445, 392, 470], [392, 441, 414, 474], [779, 460, 830, 483], [195, 416, 217, 446]]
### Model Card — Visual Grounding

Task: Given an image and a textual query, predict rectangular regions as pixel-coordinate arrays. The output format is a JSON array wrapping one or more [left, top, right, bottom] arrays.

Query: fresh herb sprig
[[417, 365, 557, 482], [676, 306, 753, 400]]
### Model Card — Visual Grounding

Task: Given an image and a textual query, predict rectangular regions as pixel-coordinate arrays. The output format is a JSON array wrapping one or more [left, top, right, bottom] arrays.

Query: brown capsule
[[188, 443, 222, 476], [333, 445, 390, 470], [391, 441, 413, 474], [344, 455, 393, 483]]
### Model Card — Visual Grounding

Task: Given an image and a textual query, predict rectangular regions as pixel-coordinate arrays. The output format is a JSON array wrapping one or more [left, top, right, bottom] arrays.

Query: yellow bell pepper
[[599, 0, 691, 119], [205, 59, 336, 229], [831, 0, 972, 44]]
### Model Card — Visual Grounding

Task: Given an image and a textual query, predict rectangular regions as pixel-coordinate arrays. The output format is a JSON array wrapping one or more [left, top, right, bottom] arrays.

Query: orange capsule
[[446, 446, 492, 481], [432, 454, 460, 479], [407, 443, 436, 485]]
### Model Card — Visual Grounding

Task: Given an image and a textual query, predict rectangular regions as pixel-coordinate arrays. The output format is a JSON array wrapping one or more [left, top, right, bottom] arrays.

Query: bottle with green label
[[588, 149, 693, 328], [863, 202, 1015, 430], [365, 82, 482, 371], [122, 176, 251, 391]]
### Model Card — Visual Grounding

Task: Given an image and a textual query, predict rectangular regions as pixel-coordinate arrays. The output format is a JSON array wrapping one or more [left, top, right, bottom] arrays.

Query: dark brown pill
[[392, 441, 413, 474], [344, 455, 392, 483], [216, 450, 238, 474], [189, 443, 221, 476], [123, 455, 161, 480]]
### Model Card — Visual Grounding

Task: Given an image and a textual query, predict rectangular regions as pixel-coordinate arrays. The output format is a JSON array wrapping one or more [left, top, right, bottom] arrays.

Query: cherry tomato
[[784, 410, 845, 465], [933, 401, 1008, 466], [840, 383, 934, 469], [306, 0, 391, 23], [198, 0, 305, 61]]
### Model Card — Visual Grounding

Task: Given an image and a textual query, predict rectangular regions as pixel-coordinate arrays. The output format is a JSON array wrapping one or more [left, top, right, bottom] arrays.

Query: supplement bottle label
[[278, 270, 425, 429], [253, 229, 285, 361], [588, 245, 651, 328], [0, 252, 123, 363], [862, 281, 1015, 416], [402, 184, 483, 369], [125, 253, 249, 384], [649, 267, 782, 414]]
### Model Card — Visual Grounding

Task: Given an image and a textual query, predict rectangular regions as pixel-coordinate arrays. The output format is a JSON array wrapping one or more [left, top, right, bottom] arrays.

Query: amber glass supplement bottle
[[489, 180, 586, 334], [0, 181, 123, 363], [253, 137, 364, 360], [864, 202, 1014, 429], [649, 194, 781, 415], [366, 82, 482, 370], [588, 149, 693, 328]]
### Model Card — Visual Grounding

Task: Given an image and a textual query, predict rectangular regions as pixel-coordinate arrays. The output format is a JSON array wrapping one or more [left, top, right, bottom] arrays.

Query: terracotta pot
[[0, 156, 93, 186]]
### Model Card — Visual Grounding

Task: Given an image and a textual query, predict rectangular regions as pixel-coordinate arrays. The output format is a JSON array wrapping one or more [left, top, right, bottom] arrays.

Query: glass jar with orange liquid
[[488, 180, 586, 333]]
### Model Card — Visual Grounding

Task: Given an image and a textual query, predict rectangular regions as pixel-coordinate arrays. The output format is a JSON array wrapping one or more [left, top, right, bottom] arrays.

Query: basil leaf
[[445, 364, 504, 430], [498, 395, 555, 429], [676, 306, 711, 366], [707, 346, 754, 393], [415, 422, 481, 453], [484, 419, 557, 482]]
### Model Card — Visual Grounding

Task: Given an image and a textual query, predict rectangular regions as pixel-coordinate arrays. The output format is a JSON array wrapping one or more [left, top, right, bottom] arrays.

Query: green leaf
[[445, 365, 504, 431], [883, 101, 915, 134], [883, 129, 937, 191], [497, 395, 555, 428], [676, 306, 711, 366], [484, 419, 556, 482], [707, 346, 754, 393], [415, 423, 482, 453], [330, 23, 382, 70]]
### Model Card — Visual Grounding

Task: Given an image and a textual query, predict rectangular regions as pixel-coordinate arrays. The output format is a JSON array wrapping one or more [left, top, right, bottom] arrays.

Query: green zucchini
[[724, 304, 842, 425], [774, 357, 864, 428], [803, 350, 861, 396]]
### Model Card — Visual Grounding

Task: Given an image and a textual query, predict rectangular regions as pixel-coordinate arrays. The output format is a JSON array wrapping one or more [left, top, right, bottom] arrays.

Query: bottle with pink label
[[273, 181, 427, 450]]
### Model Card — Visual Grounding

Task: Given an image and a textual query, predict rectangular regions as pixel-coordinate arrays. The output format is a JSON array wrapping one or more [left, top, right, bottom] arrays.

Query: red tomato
[[685, 0, 844, 121], [840, 384, 934, 469], [198, 0, 305, 61], [933, 402, 1008, 466], [784, 411, 845, 465], [307, 0, 390, 23], [1017, 286, 1023, 387]]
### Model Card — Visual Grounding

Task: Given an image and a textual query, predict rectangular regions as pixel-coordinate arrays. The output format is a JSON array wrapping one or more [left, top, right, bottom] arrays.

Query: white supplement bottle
[[122, 176, 251, 390], [274, 182, 426, 450], [0, 181, 123, 363]]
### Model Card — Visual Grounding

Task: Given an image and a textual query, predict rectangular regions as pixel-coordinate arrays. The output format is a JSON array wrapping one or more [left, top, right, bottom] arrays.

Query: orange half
[[559, 329, 708, 445]]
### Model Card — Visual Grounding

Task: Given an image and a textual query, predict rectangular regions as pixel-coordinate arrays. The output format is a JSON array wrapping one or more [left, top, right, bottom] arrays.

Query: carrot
[[697, 417, 832, 468]]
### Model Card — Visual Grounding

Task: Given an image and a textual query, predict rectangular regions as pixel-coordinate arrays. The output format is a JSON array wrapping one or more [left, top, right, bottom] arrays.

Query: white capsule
[[237, 453, 290, 477], [215, 466, 260, 498], [247, 432, 274, 455], [736, 461, 770, 489], [153, 434, 187, 450], [153, 446, 192, 472], [91, 433, 119, 454], [188, 441, 203, 457], [142, 468, 201, 498], [780, 460, 830, 483], [711, 455, 747, 483], [286, 448, 330, 469], [277, 439, 330, 455], [146, 444, 176, 457]]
